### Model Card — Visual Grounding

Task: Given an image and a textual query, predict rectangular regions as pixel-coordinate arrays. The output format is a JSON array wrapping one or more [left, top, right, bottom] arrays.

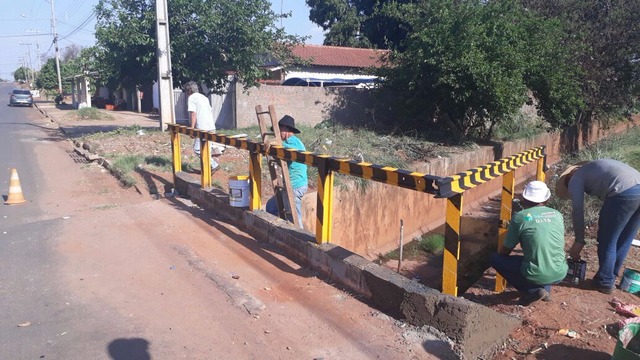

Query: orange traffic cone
[[5, 168, 26, 205]]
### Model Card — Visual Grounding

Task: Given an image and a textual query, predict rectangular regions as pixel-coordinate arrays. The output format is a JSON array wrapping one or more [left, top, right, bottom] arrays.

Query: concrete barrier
[[175, 172, 520, 359]]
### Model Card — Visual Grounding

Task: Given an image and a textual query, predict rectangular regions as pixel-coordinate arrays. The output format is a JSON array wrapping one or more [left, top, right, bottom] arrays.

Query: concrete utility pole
[[19, 43, 33, 84], [50, 0, 63, 94], [26, 30, 43, 70], [155, 0, 176, 130]]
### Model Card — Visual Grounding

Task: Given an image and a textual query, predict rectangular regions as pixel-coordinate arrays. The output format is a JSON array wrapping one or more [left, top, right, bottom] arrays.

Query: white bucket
[[229, 176, 250, 208]]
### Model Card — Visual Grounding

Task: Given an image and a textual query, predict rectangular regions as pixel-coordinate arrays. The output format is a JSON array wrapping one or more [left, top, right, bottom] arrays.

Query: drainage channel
[[66, 150, 90, 164]]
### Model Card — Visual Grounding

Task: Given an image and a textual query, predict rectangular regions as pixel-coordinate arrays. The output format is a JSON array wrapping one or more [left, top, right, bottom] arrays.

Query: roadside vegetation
[[64, 107, 114, 121]]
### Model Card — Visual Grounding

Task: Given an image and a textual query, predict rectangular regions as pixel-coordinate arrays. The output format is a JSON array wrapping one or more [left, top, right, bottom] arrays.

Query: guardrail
[[168, 123, 547, 296], [436, 146, 547, 296], [168, 124, 441, 243]]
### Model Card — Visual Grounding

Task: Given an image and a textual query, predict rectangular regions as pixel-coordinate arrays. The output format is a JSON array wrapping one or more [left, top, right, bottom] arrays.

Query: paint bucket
[[229, 176, 249, 208], [564, 259, 587, 284], [621, 268, 640, 294]]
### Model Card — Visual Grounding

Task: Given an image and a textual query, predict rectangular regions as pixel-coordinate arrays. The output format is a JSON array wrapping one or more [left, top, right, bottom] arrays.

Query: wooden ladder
[[255, 105, 299, 227]]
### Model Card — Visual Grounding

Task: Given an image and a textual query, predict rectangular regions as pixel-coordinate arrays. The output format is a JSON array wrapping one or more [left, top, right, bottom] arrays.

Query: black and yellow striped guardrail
[[437, 145, 547, 296], [168, 124, 441, 243], [436, 146, 546, 198], [170, 123, 548, 297]]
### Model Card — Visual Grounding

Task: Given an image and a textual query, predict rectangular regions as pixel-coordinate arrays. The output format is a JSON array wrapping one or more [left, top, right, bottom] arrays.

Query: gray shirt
[[568, 159, 640, 243]]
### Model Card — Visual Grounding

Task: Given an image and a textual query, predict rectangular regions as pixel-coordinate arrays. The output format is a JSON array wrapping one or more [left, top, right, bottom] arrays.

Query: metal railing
[[168, 123, 547, 296]]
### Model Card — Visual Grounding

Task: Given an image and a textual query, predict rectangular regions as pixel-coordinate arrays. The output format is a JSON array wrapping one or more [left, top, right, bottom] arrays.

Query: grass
[[419, 233, 445, 255], [75, 107, 114, 120], [108, 154, 176, 188], [379, 233, 445, 262]]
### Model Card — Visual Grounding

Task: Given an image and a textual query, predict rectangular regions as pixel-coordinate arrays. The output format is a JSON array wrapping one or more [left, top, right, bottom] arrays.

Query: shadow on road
[[107, 338, 151, 360]]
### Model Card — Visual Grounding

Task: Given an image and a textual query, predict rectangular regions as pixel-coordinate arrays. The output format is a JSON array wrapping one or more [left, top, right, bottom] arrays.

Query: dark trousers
[[491, 254, 551, 295]]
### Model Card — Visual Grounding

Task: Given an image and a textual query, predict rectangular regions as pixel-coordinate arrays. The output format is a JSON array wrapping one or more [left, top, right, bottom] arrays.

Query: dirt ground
[[74, 119, 640, 360]]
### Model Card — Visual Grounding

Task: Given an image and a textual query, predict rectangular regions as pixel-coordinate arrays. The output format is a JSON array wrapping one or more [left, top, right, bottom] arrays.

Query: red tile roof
[[291, 44, 389, 69]]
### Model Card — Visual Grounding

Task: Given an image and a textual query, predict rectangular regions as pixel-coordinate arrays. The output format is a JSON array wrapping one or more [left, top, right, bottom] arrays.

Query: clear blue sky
[[0, 0, 324, 81]]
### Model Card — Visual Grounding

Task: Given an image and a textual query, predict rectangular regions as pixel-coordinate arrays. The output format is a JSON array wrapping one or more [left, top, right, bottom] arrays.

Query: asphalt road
[[0, 82, 135, 359], [0, 83, 447, 360]]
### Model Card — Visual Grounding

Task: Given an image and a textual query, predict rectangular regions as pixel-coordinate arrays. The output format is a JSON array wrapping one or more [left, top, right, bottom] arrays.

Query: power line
[[58, 11, 95, 40], [0, 33, 52, 38]]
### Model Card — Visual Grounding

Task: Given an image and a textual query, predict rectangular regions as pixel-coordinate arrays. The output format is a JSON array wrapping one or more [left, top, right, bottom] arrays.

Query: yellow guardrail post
[[316, 156, 334, 244], [171, 129, 182, 184], [536, 156, 546, 182], [442, 193, 463, 296], [249, 151, 262, 211], [200, 136, 212, 188], [495, 170, 515, 292]]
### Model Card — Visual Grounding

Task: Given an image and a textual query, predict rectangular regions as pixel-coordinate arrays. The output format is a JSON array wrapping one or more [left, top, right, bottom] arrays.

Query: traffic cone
[[5, 168, 26, 205]]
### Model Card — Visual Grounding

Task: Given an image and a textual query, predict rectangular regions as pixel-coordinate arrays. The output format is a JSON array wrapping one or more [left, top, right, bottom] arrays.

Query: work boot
[[518, 288, 550, 306]]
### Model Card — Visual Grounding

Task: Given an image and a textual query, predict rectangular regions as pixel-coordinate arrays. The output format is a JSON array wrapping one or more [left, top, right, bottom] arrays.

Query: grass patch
[[418, 233, 445, 255], [109, 154, 177, 187], [110, 155, 143, 187], [75, 107, 114, 120], [378, 232, 445, 262]]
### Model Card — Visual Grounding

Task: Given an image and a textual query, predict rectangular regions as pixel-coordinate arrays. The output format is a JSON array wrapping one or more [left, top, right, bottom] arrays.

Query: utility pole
[[19, 43, 33, 85], [155, 0, 176, 130], [26, 30, 43, 70], [50, 0, 63, 94]]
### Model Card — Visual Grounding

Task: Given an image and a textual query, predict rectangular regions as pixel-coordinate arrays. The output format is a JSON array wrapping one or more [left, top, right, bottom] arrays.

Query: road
[[0, 83, 449, 359]]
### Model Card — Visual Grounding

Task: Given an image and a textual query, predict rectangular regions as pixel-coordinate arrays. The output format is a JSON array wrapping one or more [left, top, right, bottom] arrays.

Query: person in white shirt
[[184, 81, 224, 172]]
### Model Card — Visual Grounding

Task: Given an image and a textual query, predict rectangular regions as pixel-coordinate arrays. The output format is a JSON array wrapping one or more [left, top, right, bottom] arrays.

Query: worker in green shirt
[[491, 181, 568, 306]]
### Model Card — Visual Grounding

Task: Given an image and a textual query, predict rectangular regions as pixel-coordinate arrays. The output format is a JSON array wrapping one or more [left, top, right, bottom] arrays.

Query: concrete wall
[[235, 84, 380, 128], [298, 117, 640, 258]]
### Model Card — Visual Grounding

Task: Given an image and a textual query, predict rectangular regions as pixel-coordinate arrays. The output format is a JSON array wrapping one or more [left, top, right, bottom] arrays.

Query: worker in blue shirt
[[265, 115, 308, 229]]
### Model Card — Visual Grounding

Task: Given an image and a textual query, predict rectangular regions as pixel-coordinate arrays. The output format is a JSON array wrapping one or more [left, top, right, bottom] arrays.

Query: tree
[[378, 0, 582, 141], [521, 0, 640, 122], [36, 45, 90, 93], [306, 0, 412, 49], [94, 0, 303, 92], [13, 66, 31, 82]]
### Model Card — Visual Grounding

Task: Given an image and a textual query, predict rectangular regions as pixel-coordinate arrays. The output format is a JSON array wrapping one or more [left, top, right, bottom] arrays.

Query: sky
[[0, 0, 324, 81]]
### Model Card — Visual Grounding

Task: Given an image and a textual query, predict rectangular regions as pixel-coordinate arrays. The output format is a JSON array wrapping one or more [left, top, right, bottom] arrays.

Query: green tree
[[378, 0, 582, 141], [94, 0, 303, 92], [305, 0, 412, 49], [36, 46, 88, 93], [13, 67, 31, 82], [36, 58, 59, 91], [521, 0, 640, 122]]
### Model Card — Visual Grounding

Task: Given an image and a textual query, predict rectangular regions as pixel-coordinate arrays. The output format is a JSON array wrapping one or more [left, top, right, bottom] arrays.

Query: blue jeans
[[594, 184, 640, 288], [491, 254, 551, 294], [266, 185, 307, 229]]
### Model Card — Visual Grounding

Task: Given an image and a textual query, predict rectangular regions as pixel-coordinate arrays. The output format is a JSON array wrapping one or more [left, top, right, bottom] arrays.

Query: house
[[262, 44, 389, 87]]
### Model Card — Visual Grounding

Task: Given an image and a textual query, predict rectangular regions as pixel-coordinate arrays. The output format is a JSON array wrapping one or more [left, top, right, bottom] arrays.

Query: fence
[[168, 123, 547, 296]]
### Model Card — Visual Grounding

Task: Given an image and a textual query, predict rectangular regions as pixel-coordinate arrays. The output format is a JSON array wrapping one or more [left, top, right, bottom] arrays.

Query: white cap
[[522, 181, 551, 203]]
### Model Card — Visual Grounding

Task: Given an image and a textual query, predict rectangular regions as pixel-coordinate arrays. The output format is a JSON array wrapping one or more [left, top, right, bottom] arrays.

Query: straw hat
[[522, 181, 551, 203], [555, 161, 590, 200]]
